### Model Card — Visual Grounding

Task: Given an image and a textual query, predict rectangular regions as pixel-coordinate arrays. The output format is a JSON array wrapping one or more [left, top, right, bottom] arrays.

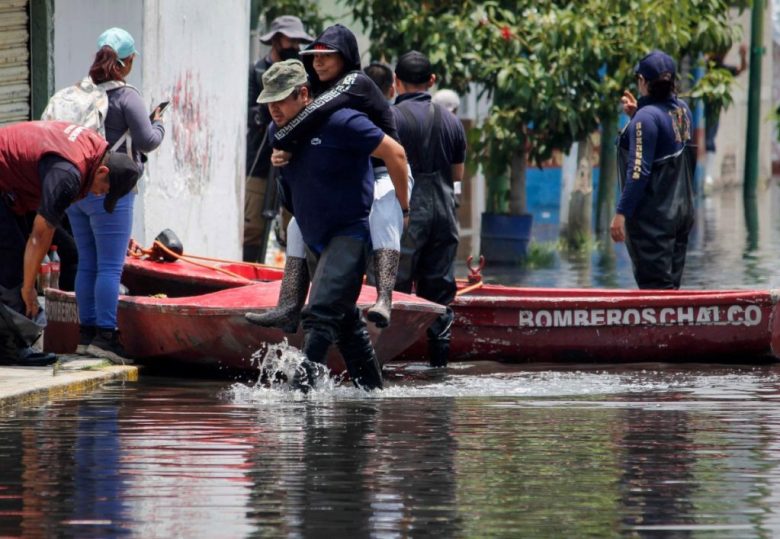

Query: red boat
[[43, 258, 445, 373], [125, 255, 780, 362], [401, 284, 780, 362], [46, 254, 780, 366]]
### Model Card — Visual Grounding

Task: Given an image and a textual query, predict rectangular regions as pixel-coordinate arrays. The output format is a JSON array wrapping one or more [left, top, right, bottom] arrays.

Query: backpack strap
[[102, 82, 137, 158]]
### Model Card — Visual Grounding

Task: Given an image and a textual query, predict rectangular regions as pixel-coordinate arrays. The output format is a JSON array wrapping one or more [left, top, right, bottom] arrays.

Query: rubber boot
[[366, 249, 400, 329], [76, 324, 96, 355], [338, 316, 383, 390], [428, 338, 450, 368], [245, 256, 309, 333], [292, 329, 332, 393], [427, 307, 454, 368]]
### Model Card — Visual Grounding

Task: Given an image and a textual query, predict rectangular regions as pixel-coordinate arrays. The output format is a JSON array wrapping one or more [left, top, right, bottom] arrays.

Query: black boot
[[0, 312, 56, 366], [428, 338, 450, 368], [245, 256, 309, 333], [15, 346, 58, 366], [338, 314, 383, 390], [366, 249, 400, 329], [427, 308, 454, 368], [86, 328, 132, 365], [292, 330, 332, 393], [76, 324, 96, 355]]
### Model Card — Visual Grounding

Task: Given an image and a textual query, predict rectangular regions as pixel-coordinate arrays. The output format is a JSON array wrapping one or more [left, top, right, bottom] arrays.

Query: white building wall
[[53, 1, 144, 90], [52, 0, 248, 257], [140, 0, 248, 257]]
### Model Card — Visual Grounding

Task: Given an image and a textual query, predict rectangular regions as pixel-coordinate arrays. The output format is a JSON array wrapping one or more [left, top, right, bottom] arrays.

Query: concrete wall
[[140, 0, 248, 257], [52, 0, 248, 257], [53, 1, 143, 89]]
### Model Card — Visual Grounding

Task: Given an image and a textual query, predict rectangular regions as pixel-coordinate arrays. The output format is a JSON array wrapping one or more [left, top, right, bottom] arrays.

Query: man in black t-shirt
[[391, 51, 467, 368]]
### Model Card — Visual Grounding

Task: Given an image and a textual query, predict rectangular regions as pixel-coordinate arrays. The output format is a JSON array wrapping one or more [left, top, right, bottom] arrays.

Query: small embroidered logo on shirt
[[311, 137, 322, 146]]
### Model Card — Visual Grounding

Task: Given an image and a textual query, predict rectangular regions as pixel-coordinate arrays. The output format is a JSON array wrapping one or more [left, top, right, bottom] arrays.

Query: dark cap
[[635, 50, 676, 83], [395, 50, 432, 85], [103, 152, 140, 213], [259, 15, 314, 45]]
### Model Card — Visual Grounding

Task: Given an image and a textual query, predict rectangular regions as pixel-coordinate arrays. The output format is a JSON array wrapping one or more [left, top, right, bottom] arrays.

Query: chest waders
[[394, 103, 459, 367], [296, 236, 382, 392], [618, 144, 696, 289]]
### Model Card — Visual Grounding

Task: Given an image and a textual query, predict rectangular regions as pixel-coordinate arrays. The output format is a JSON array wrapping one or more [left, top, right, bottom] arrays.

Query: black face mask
[[278, 47, 300, 61]]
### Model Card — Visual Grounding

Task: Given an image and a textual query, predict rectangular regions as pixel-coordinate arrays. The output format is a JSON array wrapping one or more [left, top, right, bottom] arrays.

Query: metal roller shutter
[[0, 0, 29, 125]]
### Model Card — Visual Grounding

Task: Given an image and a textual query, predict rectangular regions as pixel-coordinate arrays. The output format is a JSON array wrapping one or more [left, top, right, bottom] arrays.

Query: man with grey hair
[[246, 59, 409, 392]]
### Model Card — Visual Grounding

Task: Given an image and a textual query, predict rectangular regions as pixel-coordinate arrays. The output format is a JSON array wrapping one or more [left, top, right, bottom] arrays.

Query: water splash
[[237, 339, 342, 397]]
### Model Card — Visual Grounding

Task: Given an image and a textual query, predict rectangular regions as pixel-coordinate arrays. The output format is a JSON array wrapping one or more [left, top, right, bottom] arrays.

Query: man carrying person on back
[[255, 59, 409, 391], [244, 15, 313, 262], [0, 121, 140, 365], [391, 51, 467, 368]]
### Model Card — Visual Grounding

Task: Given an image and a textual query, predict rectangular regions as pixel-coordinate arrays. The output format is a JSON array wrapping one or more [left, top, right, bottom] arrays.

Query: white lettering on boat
[[518, 305, 763, 328], [46, 300, 79, 324]]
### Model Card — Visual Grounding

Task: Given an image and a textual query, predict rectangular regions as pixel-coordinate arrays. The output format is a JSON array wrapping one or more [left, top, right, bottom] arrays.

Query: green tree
[[348, 0, 744, 239]]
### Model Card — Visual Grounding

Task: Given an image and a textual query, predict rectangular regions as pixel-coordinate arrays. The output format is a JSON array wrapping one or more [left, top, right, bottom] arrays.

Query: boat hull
[[404, 285, 780, 362], [54, 257, 780, 365], [44, 282, 444, 373]]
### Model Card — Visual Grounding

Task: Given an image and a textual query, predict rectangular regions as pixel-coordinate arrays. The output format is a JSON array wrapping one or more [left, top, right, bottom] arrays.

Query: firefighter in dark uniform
[[244, 15, 313, 262], [392, 51, 467, 367], [610, 50, 695, 289]]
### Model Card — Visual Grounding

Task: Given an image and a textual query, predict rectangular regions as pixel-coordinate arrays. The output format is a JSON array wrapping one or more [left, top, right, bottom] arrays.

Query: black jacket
[[273, 24, 398, 152], [246, 56, 273, 177]]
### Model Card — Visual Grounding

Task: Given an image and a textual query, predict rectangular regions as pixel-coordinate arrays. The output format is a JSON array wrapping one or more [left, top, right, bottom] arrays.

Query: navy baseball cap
[[635, 50, 676, 82], [103, 152, 141, 213]]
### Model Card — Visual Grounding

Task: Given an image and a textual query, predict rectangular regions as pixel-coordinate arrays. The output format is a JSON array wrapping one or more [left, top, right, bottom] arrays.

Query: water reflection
[[2, 368, 780, 536]]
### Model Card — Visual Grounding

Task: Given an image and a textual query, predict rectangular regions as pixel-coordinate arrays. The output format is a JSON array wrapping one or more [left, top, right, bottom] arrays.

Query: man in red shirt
[[0, 121, 139, 365]]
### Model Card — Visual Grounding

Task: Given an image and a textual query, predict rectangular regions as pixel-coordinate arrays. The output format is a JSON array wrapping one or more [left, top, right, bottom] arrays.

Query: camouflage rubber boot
[[366, 249, 400, 329], [245, 256, 309, 333]]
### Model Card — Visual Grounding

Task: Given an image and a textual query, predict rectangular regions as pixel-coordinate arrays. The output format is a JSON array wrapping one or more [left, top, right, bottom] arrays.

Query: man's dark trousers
[[0, 199, 26, 290], [301, 235, 382, 389]]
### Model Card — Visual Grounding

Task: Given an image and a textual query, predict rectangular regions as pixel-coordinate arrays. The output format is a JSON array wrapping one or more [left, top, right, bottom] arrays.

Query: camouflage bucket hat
[[257, 59, 308, 103]]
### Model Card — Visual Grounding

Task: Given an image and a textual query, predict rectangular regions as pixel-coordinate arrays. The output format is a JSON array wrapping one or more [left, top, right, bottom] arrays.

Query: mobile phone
[[150, 100, 170, 121]]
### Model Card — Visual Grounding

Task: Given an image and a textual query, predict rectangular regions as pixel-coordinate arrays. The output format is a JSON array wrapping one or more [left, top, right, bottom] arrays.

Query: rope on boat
[[456, 280, 484, 296], [128, 237, 487, 296], [128, 239, 251, 282]]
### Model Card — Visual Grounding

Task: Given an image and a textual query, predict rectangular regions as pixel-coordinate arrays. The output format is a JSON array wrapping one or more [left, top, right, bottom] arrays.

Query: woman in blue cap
[[69, 27, 166, 362], [610, 50, 695, 289]]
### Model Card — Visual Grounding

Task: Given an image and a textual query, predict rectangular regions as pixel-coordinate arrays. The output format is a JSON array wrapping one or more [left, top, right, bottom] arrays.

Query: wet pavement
[[0, 356, 137, 410]]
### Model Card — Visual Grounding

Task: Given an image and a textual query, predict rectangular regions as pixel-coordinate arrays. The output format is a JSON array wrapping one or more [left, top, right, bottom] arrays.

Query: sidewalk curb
[[0, 361, 139, 410]]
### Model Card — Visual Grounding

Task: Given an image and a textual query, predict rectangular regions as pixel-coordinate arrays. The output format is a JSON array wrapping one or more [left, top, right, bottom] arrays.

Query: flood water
[[2, 185, 780, 537]]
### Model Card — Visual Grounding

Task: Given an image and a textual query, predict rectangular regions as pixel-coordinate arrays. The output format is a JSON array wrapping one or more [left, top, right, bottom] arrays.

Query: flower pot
[[480, 212, 533, 265]]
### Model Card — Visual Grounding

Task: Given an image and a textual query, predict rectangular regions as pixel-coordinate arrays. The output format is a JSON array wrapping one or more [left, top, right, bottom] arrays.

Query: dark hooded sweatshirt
[[271, 24, 398, 159]]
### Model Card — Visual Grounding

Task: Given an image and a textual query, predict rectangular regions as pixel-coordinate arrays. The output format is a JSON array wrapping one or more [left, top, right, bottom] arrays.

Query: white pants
[[285, 166, 413, 257]]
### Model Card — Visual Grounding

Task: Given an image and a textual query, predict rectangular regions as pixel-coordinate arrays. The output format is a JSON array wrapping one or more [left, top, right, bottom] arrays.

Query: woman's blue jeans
[[66, 192, 135, 329]]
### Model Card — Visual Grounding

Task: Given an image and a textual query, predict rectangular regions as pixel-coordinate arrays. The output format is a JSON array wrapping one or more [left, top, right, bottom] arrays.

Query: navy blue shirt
[[38, 154, 81, 227], [274, 108, 384, 252], [617, 95, 692, 218], [392, 92, 466, 185]]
